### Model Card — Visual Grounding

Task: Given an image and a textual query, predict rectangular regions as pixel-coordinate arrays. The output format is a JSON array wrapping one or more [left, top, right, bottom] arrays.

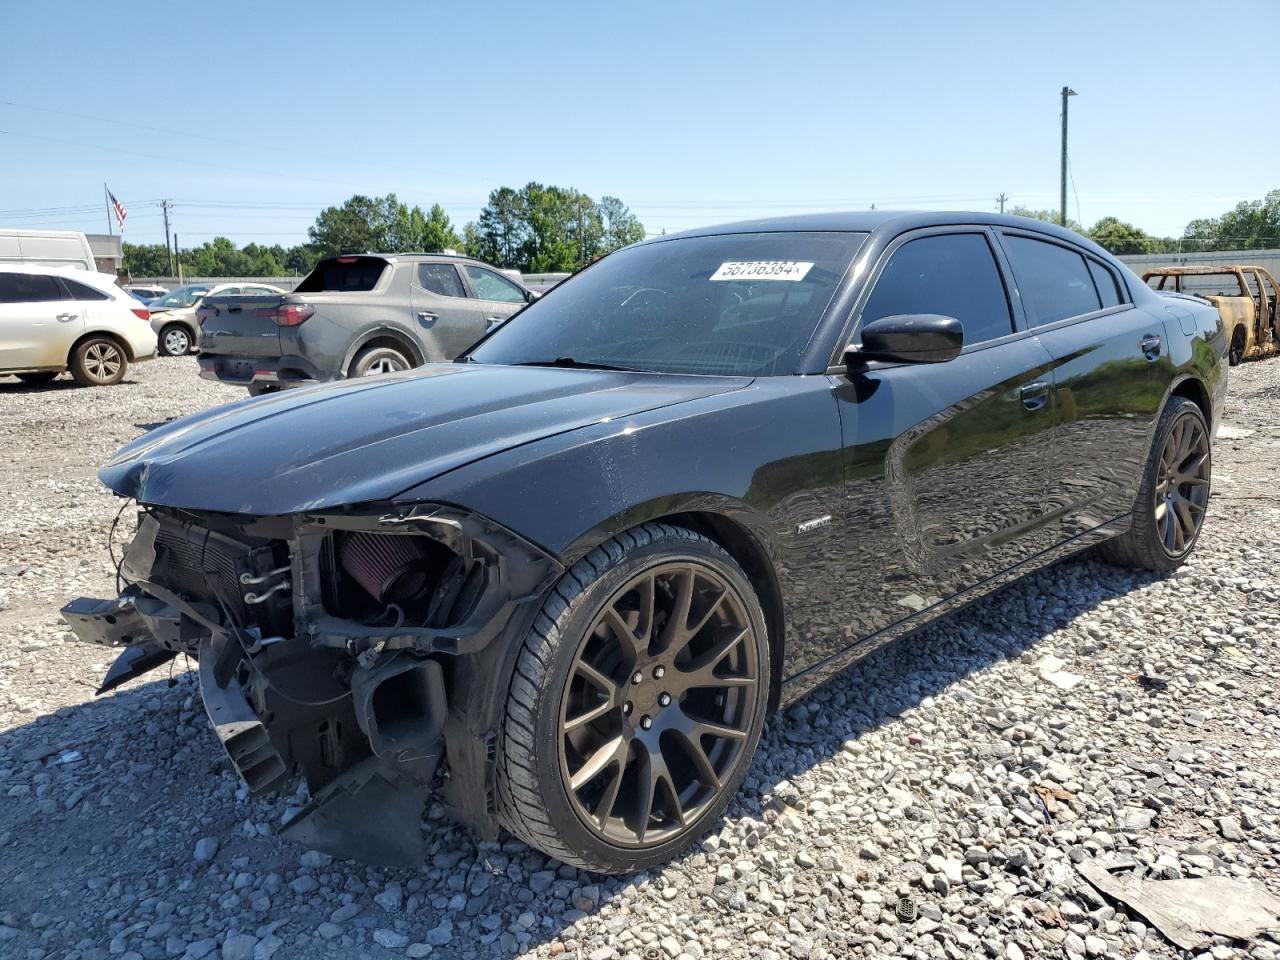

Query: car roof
[[0, 263, 123, 291], [648, 210, 1108, 251]]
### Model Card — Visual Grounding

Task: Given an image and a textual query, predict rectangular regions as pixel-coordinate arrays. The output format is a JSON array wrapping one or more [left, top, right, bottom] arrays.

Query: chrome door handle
[[1140, 333, 1162, 360], [1019, 381, 1050, 411], [417, 311, 438, 324], [56, 312, 78, 322], [486, 316, 504, 326]]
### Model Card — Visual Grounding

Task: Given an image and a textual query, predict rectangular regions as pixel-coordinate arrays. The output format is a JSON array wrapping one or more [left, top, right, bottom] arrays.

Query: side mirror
[[846, 314, 964, 366], [524, 289, 539, 302]]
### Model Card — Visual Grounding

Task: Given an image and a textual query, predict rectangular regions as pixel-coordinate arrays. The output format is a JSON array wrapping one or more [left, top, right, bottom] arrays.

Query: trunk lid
[[198, 292, 288, 358]]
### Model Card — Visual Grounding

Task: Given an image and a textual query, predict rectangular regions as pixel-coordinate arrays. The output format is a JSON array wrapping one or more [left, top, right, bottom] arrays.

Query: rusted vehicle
[[1143, 265, 1280, 365]]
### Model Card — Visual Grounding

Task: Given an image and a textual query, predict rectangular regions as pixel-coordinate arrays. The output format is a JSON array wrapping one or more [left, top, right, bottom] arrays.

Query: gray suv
[[196, 253, 534, 394]]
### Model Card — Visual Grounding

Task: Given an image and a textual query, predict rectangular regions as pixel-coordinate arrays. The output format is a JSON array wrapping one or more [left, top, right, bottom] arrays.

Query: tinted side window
[[1004, 236, 1101, 325], [418, 263, 466, 298], [294, 256, 388, 293], [465, 265, 526, 303], [862, 233, 1013, 345], [0, 273, 65, 303], [59, 278, 111, 301], [1087, 260, 1121, 308]]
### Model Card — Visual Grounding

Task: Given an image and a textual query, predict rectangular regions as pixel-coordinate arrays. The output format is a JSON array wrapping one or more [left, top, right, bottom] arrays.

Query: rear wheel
[[159, 323, 192, 356], [1228, 325, 1246, 365], [349, 345, 412, 378], [69, 336, 127, 386], [16, 371, 58, 385], [1098, 397, 1210, 572], [497, 523, 770, 873]]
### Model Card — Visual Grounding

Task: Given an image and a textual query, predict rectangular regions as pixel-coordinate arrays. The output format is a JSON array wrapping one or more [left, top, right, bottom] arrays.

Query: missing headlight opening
[[61, 502, 561, 866]]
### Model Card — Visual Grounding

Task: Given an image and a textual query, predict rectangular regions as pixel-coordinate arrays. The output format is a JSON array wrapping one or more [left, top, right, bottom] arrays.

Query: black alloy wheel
[[497, 523, 770, 873], [558, 561, 759, 848], [1152, 409, 1210, 556]]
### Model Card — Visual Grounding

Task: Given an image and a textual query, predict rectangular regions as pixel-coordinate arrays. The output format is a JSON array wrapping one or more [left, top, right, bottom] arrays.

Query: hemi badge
[[797, 515, 832, 534]]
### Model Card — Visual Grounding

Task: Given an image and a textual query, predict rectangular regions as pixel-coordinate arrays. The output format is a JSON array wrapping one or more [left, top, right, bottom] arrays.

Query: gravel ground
[[1, 356, 1278, 960]]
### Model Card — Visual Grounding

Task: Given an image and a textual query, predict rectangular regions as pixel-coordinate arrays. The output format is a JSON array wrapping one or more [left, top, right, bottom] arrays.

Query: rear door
[[832, 228, 1058, 637], [410, 262, 487, 360], [0, 272, 80, 369], [997, 232, 1166, 534], [463, 264, 529, 331]]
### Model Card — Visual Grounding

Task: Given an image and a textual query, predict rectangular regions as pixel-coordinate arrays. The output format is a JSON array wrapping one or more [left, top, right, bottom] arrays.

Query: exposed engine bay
[[61, 502, 560, 865]]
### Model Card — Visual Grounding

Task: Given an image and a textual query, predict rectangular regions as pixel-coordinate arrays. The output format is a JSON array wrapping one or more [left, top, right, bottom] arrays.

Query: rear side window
[[0, 273, 65, 303], [1087, 260, 1121, 308], [58, 278, 111, 301], [418, 263, 466, 298], [1003, 236, 1101, 325], [861, 233, 1013, 345], [295, 256, 388, 293], [465, 265, 527, 303]]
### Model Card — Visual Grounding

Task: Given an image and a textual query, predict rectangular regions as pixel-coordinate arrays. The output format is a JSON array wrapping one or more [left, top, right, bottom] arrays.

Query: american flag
[[107, 189, 127, 232]]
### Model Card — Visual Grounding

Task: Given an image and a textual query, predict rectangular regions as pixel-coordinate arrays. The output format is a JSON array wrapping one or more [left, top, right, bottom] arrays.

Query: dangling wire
[[106, 498, 133, 593]]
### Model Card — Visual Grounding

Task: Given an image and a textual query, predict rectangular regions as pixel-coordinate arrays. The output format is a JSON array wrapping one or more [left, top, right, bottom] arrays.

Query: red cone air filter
[[340, 533, 431, 604]]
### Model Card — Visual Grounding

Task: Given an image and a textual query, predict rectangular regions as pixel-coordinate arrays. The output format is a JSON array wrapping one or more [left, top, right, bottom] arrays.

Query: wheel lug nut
[[632, 671, 643, 685], [622, 702, 632, 716], [658, 692, 671, 707], [640, 716, 652, 730], [653, 666, 665, 679]]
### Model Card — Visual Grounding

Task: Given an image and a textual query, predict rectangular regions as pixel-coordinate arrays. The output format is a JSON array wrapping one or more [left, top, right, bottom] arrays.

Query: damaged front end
[[62, 502, 560, 865]]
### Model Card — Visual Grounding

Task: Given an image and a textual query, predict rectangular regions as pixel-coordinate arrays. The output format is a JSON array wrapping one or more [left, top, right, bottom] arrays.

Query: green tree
[[122, 242, 172, 276], [308, 194, 391, 255], [1181, 189, 1280, 251], [421, 204, 462, 252], [1087, 216, 1160, 255], [1009, 205, 1084, 233], [596, 196, 646, 254], [473, 186, 527, 267]]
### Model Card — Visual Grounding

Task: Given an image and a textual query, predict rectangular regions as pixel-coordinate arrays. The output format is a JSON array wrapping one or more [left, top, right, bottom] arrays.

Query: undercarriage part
[[97, 642, 177, 695], [198, 641, 289, 795], [350, 656, 447, 763], [278, 755, 439, 866]]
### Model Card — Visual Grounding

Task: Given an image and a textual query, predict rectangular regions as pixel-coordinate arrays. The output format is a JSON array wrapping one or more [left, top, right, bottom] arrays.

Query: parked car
[[63, 212, 1224, 872], [0, 264, 157, 385], [125, 284, 169, 303], [0, 229, 96, 271], [194, 253, 534, 394], [148, 282, 284, 357], [1143, 265, 1279, 365]]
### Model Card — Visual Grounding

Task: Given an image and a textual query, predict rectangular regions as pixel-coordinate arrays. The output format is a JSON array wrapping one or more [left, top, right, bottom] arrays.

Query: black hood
[[101, 363, 749, 514]]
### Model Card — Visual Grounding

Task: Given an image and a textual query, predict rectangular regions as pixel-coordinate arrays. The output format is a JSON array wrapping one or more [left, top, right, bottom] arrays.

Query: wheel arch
[[1167, 374, 1212, 428], [340, 327, 424, 376], [69, 328, 133, 364]]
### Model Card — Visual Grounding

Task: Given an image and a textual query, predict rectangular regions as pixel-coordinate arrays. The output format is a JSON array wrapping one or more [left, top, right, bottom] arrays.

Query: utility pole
[[161, 200, 174, 276], [1060, 86, 1077, 227], [996, 192, 1008, 214]]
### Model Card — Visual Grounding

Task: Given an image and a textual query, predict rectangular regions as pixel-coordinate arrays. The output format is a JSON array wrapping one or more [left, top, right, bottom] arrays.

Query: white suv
[[0, 265, 159, 386]]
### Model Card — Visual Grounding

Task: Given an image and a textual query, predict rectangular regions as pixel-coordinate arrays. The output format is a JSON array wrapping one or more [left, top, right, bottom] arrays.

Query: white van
[[0, 229, 97, 271]]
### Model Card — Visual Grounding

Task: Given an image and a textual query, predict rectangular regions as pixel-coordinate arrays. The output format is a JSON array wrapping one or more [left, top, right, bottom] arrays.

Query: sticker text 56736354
[[709, 261, 815, 282]]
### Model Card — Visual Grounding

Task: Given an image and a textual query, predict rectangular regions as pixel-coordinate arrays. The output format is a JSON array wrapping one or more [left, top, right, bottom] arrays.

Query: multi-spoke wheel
[[70, 336, 127, 386], [498, 523, 770, 873], [349, 345, 412, 378], [1100, 397, 1211, 572], [159, 323, 193, 356]]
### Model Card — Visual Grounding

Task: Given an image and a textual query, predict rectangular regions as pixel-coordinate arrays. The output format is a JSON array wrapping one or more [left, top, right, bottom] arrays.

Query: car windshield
[[468, 231, 866, 376], [150, 285, 211, 308]]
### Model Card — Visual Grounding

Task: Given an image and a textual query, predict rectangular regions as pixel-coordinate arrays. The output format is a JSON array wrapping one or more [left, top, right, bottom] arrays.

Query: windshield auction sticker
[[709, 260, 814, 282]]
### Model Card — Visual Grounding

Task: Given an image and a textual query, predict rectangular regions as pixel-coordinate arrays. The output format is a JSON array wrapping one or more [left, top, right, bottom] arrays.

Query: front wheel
[[1098, 397, 1210, 572], [159, 323, 193, 356], [497, 523, 770, 873], [1228, 326, 1246, 366]]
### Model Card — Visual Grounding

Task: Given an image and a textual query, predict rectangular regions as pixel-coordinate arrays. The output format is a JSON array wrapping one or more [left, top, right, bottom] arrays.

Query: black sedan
[[62, 212, 1226, 874]]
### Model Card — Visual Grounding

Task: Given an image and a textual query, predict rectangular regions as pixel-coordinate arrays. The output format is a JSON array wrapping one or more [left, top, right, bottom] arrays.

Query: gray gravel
[[1, 357, 1279, 960]]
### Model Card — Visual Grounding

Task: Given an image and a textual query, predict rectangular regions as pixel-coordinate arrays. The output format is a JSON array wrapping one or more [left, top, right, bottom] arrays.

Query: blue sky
[[2, 0, 1276, 248]]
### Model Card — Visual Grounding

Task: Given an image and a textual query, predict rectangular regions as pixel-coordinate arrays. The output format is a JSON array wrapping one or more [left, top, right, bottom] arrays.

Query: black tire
[[1228, 326, 1245, 366], [349, 344, 413, 378], [496, 522, 771, 874], [1098, 397, 1210, 572], [16, 371, 58, 385], [69, 336, 127, 386], [159, 323, 193, 356]]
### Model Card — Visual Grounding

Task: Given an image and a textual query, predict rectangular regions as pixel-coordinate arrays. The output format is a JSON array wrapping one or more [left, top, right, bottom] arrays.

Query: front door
[[410, 262, 487, 361], [462, 264, 529, 332], [0, 271, 81, 370], [830, 229, 1058, 647]]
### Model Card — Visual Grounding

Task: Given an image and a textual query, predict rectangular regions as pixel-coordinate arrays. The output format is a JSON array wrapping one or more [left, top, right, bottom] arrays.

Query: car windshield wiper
[[510, 357, 638, 372]]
